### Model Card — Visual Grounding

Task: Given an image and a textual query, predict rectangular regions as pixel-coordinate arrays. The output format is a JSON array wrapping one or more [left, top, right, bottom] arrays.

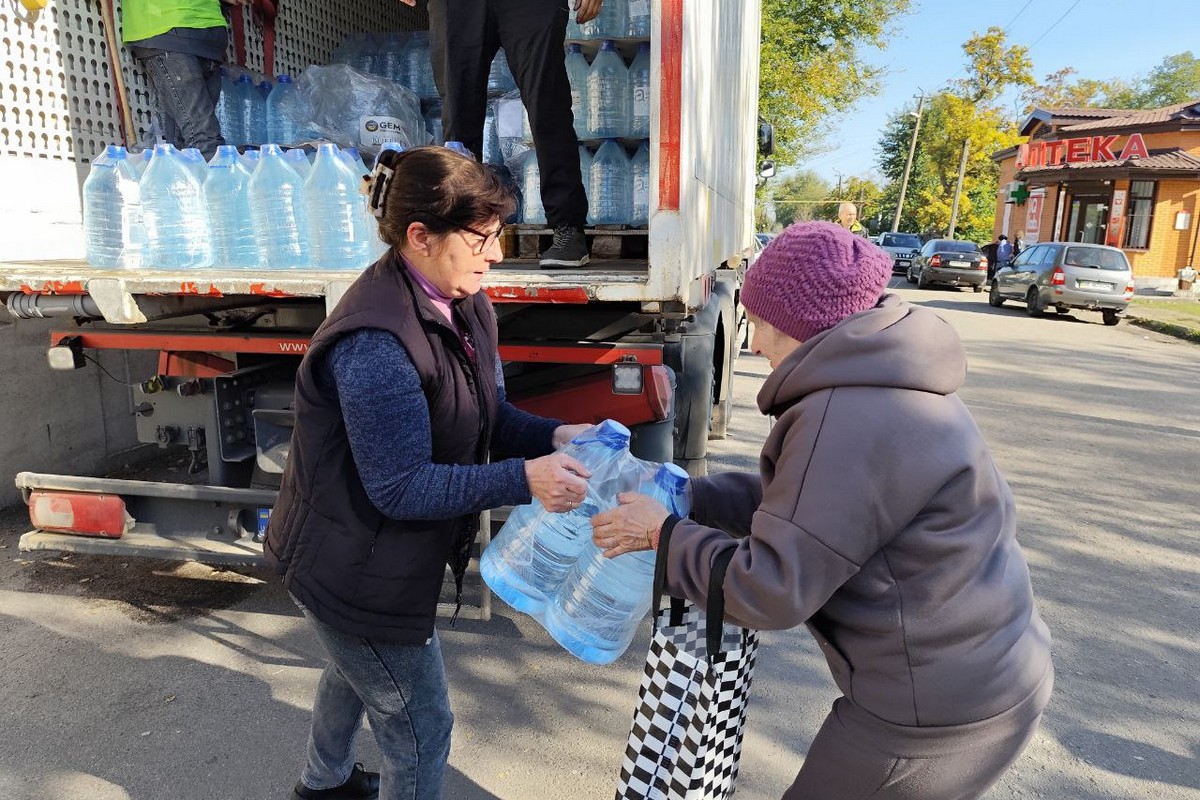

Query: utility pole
[[892, 93, 924, 233], [947, 136, 970, 238]]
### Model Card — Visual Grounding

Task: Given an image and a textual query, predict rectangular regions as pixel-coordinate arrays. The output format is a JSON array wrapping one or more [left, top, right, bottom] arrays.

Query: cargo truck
[[0, 0, 768, 616]]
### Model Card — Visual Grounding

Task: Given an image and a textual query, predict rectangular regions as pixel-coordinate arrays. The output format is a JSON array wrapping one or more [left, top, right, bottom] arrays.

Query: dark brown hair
[[366, 146, 516, 249]]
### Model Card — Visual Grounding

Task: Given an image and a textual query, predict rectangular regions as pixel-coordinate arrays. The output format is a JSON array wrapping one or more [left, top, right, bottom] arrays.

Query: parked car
[[906, 239, 988, 291], [877, 232, 924, 274], [755, 232, 775, 249], [988, 241, 1134, 325]]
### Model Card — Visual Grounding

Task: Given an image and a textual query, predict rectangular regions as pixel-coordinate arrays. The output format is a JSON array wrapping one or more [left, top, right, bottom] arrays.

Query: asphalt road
[[1, 280, 1197, 800]]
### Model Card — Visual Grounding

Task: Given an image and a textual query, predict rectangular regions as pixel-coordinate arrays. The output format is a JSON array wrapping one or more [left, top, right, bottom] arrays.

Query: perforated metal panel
[[0, 0, 425, 163]]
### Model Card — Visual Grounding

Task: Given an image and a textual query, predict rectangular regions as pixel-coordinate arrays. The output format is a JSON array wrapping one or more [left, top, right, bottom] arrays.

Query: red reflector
[[1051, 267, 1065, 286], [980, 256, 989, 266], [930, 255, 942, 267], [646, 365, 674, 421], [28, 491, 129, 538]]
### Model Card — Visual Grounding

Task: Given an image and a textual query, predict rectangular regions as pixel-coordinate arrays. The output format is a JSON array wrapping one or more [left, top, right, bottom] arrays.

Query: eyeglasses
[[418, 211, 502, 255]]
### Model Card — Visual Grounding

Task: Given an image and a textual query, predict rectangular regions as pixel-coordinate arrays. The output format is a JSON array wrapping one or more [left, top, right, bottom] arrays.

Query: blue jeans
[[295, 599, 453, 800], [137, 50, 224, 159]]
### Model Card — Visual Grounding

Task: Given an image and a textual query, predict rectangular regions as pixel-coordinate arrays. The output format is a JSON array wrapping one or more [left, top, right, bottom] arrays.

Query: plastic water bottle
[[580, 145, 594, 214], [338, 146, 370, 181], [403, 31, 439, 100], [140, 143, 212, 268], [181, 148, 207, 183], [582, 1, 628, 40], [544, 463, 691, 664], [488, 49, 517, 95], [381, 32, 408, 84], [628, 0, 651, 37], [82, 144, 144, 268], [631, 140, 649, 227], [205, 145, 259, 269], [215, 69, 240, 146], [248, 144, 308, 269], [519, 150, 546, 225], [266, 74, 300, 145], [444, 140, 475, 160], [566, 9, 584, 40], [587, 41, 631, 139], [374, 141, 406, 166], [127, 147, 152, 178], [565, 43, 591, 139], [236, 74, 266, 145], [481, 420, 633, 614], [359, 33, 383, 76], [424, 101, 444, 145], [590, 139, 631, 224], [304, 143, 372, 271], [629, 42, 650, 138], [283, 147, 311, 179]]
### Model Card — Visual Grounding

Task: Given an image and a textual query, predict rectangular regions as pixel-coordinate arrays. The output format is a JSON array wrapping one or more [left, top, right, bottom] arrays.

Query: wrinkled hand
[[525, 451, 591, 513], [574, 0, 603, 24], [591, 492, 669, 558], [552, 423, 593, 449]]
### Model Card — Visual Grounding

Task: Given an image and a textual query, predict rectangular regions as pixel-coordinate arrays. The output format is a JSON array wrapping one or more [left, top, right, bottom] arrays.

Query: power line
[[1002, 0, 1035, 33], [1028, 0, 1085, 48]]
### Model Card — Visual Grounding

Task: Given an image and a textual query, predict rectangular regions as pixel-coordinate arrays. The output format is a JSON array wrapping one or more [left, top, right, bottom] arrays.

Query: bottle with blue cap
[[181, 148, 207, 183], [140, 143, 212, 268], [544, 461, 691, 664], [283, 148, 311, 179], [82, 144, 145, 269], [564, 43, 591, 139], [306, 142, 372, 270], [215, 68, 241, 145], [590, 139, 632, 224], [581, 0, 628, 40], [374, 141, 406, 167], [629, 42, 651, 138], [587, 40, 631, 139], [481, 420, 632, 615], [248, 144, 309, 269], [239, 148, 261, 173], [205, 145, 259, 269], [630, 140, 650, 227], [266, 74, 300, 145], [444, 140, 475, 160]]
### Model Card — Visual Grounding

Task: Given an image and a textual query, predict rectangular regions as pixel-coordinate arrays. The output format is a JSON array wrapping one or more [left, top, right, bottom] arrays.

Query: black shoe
[[539, 225, 590, 268], [292, 764, 380, 800]]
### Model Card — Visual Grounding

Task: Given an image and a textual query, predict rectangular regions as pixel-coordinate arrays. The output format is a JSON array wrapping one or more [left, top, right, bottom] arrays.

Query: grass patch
[[1130, 298, 1200, 316]]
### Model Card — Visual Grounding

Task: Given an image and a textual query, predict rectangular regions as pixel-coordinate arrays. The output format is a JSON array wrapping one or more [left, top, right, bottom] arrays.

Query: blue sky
[[805, 0, 1198, 183]]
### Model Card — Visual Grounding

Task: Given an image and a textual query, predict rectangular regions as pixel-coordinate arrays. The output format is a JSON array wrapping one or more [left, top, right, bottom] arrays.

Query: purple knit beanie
[[741, 221, 892, 342]]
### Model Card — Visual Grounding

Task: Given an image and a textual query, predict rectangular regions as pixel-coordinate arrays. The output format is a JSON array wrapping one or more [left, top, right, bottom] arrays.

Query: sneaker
[[292, 764, 380, 800], [539, 225, 590, 268]]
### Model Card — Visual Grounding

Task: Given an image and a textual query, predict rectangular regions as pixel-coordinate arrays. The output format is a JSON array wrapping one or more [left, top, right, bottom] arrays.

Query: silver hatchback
[[988, 242, 1134, 326]]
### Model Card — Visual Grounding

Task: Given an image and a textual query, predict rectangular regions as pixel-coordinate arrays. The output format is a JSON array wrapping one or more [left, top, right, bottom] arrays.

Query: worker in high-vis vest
[[837, 202, 869, 238], [122, 0, 249, 159]]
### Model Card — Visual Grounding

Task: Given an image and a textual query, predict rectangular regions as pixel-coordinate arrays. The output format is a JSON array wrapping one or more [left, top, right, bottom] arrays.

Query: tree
[[875, 104, 936, 232], [1021, 52, 1200, 112], [1135, 51, 1200, 107], [1020, 67, 1106, 112], [765, 170, 831, 229], [759, 0, 912, 168]]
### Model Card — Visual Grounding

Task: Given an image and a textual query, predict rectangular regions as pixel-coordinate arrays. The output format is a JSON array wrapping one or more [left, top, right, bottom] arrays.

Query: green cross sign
[[1009, 183, 1031, 206]]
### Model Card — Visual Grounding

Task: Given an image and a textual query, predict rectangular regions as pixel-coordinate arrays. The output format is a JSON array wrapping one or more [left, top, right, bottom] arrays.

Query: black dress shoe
[[292, 763, 380, 799]]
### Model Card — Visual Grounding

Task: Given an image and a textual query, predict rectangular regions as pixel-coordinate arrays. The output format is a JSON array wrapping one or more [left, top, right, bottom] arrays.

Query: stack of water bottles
[[82, 140, 402, 270], [566, 0, 651, 40], [480, 420, 691, 664]]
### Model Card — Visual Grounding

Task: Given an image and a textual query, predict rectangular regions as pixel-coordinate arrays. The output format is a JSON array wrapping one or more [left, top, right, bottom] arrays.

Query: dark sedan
[[906, 239, 988, 291]]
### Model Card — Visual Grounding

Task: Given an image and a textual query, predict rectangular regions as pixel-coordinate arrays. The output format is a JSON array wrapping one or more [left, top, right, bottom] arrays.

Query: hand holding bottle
[[591, 491, 670, 557], [526, 452, 591, 513]]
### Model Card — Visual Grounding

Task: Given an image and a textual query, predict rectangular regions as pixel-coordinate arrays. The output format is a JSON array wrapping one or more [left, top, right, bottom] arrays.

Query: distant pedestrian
[[997, 235, 1013, 266], [594, 221, 1054, 800], [836, 202, 869, 237]]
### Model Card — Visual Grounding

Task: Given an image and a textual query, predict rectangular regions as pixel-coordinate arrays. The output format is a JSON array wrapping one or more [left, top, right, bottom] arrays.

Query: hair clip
[[367, 163, 395, 218]]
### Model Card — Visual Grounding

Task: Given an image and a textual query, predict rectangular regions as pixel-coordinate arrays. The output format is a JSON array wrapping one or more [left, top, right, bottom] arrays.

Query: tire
[[972, 283, 984, 293], [1102, 309, 1121, 326], [1025, 286, 1045, 317], [906, 265, 917, 284], [916, 269, 930, 290], [988, 282, 1005, 307], [1055, 307, 1069, 315]]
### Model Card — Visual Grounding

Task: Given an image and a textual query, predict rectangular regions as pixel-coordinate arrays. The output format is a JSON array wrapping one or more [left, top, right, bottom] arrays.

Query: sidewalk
[[1126, 296, 1200, 343]]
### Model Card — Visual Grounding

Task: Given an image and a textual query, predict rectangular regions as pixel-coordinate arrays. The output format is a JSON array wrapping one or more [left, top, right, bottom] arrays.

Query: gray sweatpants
[[783, 672, 1052, 800]]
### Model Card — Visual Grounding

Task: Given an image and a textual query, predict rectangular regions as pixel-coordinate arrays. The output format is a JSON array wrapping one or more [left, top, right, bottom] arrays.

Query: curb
[[1126, 316, 1200, 344]]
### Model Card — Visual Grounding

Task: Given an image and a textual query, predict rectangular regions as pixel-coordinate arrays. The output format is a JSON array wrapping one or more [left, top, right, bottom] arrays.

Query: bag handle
[[653, 515, 740, 658]]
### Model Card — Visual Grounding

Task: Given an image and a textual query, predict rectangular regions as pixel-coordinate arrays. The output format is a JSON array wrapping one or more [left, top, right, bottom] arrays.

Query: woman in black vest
[[266, 147, 592, 800]]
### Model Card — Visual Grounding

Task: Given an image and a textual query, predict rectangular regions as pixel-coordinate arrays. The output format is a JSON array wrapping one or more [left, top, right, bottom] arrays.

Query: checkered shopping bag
[[615, 542, 759, 800]]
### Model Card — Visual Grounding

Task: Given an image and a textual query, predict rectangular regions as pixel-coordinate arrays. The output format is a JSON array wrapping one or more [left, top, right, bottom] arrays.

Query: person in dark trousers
[[265, 147, 592, 800], [414, 0, 600, 268], [593, 221, 1053, 800], [122, 0, 246, 159]]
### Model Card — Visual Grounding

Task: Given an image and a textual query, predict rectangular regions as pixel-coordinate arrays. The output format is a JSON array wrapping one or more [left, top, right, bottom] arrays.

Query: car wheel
[[906, 265, 917, 285], [1102, 309, 1121, 326], [988, 282, 1005, 307], [972, 283, 984, 293], [1055, 307, 1069, 315], [1025, 287, 1045, 317], [916, 269, 930, 290]]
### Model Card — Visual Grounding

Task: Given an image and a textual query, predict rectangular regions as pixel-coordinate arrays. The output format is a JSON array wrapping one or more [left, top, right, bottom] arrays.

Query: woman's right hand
[[525, 452, 591, 513]]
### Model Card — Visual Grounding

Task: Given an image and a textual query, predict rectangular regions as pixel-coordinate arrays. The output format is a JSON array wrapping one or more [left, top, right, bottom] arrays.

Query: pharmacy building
[[991, 99, 1200, 291]]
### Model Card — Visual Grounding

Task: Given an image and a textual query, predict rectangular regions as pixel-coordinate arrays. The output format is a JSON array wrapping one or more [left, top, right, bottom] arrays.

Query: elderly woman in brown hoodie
[[592, 221, 1053, 800]]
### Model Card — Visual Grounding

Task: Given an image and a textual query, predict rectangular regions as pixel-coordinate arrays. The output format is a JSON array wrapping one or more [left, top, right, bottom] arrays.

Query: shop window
[[1123, 180, 1156, 250]]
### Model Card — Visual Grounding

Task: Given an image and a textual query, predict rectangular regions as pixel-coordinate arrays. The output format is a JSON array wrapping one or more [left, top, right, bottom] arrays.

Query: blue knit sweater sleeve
[[326, 328, 533, 520], [492, 355, 562, 458]]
